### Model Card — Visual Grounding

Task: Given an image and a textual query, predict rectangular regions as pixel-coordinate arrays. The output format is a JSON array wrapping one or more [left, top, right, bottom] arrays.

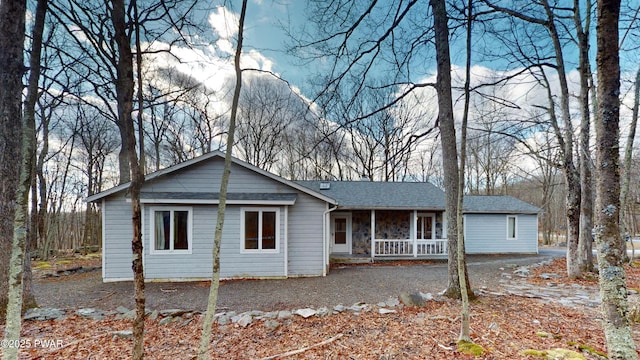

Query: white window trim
[[507, 215, 517, 240], [149, 206, 193, 255], [240, 207, 280, 254]]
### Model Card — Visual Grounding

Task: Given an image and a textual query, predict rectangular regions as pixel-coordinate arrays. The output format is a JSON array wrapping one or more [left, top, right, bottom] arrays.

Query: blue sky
[[242, 1, 310, 88], [163, 0, 638, 136], [228, 0, 640, 87], [217, 1, 560, 99]]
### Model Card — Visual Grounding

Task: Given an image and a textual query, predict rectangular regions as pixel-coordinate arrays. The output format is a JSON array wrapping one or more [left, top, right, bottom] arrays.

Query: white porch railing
[[416, 239, 448, 255], [372, 238, 448, 257]]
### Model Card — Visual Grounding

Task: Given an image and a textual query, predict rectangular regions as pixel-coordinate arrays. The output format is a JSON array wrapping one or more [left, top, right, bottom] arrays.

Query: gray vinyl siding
[[143, 205, 213, 279], [103, 195, 134, 280], [143, 205, 286, 279], [141, 156, 324, 278], [101, 156, 327, 281], [287, 192, 326, 276], [145, 157, 292, 194], [464, 214, 538, 253], [218, 206, 286, 278]]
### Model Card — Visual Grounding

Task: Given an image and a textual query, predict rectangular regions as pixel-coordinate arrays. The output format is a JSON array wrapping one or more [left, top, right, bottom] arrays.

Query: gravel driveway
[[34, 250, 564, 313]]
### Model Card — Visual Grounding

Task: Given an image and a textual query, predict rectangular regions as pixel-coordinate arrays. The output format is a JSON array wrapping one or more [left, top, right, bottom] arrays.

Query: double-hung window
[[507, 215, 517, 240], [241, 207, 279, 253], [151, 207, 192, 254]]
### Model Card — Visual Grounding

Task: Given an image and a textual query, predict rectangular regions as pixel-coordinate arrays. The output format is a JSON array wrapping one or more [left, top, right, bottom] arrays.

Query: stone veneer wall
[[375, 210, 411, 239], [350, 210, 446, 255], [351, 211, 371, 255]]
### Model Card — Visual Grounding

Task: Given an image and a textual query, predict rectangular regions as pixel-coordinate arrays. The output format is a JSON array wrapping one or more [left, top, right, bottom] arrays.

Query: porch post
[[413, 210, 417, 257], [370, 210, 375, 258], [442, 211, 447, 255], [442, 211, 447, 238]]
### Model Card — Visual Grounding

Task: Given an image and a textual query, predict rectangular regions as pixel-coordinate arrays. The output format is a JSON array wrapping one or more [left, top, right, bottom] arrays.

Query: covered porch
[[330, 209, 448, 259]]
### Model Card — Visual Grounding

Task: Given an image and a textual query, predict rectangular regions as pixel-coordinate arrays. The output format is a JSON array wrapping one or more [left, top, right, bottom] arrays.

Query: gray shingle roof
[[296, 181, 445, 210], [296, 181, 540, 214], [463, 195, 541, 214]]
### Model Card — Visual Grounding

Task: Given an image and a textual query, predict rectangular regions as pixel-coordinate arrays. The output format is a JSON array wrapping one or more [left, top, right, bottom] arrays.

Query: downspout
[[284, 206, 288, 276], [323, 203, 338, 276], [535, 213, 540, 254], [101, 199, 106, 281]]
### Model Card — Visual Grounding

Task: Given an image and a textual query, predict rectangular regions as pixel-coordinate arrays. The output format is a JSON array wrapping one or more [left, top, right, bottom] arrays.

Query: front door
[[331, 214, 352, 253], [417, 213, 435, 240]]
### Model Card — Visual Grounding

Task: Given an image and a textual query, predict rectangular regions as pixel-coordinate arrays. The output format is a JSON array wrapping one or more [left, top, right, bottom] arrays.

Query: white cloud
[[208, 7, 239, 56], [208, 7, 238, 41], [141, 3, 284, 102]]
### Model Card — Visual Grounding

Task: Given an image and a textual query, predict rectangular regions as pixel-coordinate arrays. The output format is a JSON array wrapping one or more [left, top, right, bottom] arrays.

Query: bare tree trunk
[[26, 172, 37, 305], [112, 0, 145, 358], [431, 0, 473, 300], [0, 0, 28, 356], [3, 79, 32, 360], [594, 0, 638, 357], [485, 0, 583, 279], [36, 105, 49, 259], [456, 0, 473, 341], [198, 1, 247, 358], [575, 0, 595, 273], [134, 0, 146, 173], [18, 0, 47, 312], [541, 0, 582, 279], [0, 0, 27, 326]]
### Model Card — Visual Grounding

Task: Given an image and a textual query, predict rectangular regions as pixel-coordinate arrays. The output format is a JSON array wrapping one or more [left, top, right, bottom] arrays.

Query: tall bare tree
[[483, 0, 585, 278], [321, 81, 423, 181], [30, 18, 87, 260], [111, 0, 145, 357], [593, 0, 638, 357], [575, 0, 595, 273], [14, 0, 49, 315], [523, 132, 562, 245], [0, 0, 27, 328], [295, 0, 473, 297], [431, 0, 473, 300], [49, 0, 203, 184], [74, 104, 118, 252], [456, 0, 474, 341], [466, 107, 517, 195], [0, 0, 30, 359], [236, 76, 301, 172], [198, 1, 247, 358]]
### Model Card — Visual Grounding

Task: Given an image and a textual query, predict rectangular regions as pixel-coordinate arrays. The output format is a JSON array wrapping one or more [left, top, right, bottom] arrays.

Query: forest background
[[0, 0, 639, 358], [9, 0, 640, 259]]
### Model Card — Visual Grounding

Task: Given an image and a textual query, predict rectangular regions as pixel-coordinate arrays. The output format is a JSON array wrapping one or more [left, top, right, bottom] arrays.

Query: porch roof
[[297, 181, 541, 214], [296, 181, 445, 210]]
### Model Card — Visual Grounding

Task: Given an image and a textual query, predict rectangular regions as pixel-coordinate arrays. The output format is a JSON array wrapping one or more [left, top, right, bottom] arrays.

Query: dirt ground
[[32, 253, 558, 312], [9, 253, 640, 359], [0, 252, 640, 360]]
